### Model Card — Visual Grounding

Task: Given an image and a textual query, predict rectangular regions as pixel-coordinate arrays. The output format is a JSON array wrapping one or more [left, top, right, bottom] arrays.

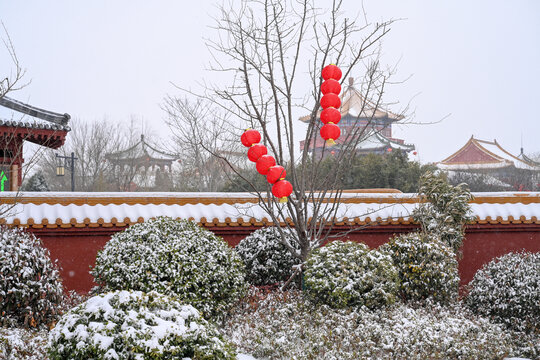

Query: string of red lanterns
[[241, 129, 293, 203], [320, 64, 342, 146]]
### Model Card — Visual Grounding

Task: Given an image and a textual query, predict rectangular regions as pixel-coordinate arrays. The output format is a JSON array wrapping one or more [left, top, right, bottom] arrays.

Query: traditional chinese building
[[437, 136, 540, 191], [299, 77, 415, 157], [0, 96, 70, 191], [105, 134, 179, 191]]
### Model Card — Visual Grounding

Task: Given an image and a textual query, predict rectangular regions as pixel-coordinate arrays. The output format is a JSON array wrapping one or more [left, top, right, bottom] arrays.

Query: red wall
[[29, 223, 540, 294]]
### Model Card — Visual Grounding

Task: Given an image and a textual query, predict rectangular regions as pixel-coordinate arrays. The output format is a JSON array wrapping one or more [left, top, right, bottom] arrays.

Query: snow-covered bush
[[47, 290, 236, 360], [303, 241, 399, 309], [0, 327, 48, 360], [0, 226, 64, 328], [381, 232, 459, 304], [466, 251, 540, 334], [413, 171, 473, 253], [225, 289, 513, 360], [235, 227, 301, 286], [92, 217, 247, 319]]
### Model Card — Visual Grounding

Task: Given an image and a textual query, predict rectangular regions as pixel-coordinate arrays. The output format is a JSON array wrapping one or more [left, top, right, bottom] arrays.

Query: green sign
[[0, 169, 9, 192]]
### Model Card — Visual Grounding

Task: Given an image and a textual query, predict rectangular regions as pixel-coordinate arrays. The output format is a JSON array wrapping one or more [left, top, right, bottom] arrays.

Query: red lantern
[[320, 123, 341, 146], [321, 79, 341, 95], [266, 165, 286, 184], [272, 179, 293, 203], [241, 129, 261, 147], [256, 155, 276, 175], [320, 108, 341, 125], [320, 93, 341, 109], [247, 144, 267, 162], [322, 64, 342, 81]]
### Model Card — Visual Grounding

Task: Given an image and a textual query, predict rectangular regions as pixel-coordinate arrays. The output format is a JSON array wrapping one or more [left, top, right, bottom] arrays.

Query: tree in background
[[37, 118, 152, 192], [168, 0, 402, 262], [21, 170, 50, 192], [163, 97, 247, 192], [222, 151, 433, 193]]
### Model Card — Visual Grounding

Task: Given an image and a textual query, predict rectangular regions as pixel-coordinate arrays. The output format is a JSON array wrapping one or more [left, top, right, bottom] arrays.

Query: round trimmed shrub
[[380, 232, 459, 304], [304, 241, 399, 309], [47, 290, 236, 359], [0, 226, 63, 328], [235, 227, 301, 286], [91, 217, 247, 319], [465, 251, 540, 333]]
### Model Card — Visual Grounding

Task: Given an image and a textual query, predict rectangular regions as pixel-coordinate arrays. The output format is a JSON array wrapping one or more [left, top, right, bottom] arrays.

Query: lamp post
[[56, 152, 77, 192]]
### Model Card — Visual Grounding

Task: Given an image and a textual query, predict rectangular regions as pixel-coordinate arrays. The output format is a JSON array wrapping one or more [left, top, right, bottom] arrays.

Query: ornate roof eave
[[439, 136, 540, 171], [0, 96, 71, 127], [298, 82, 404, 123], [105, 135, 178, 162]]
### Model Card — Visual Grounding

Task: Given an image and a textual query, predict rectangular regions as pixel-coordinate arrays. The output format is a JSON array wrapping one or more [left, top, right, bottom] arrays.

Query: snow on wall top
[[1, 191, 539, 227]]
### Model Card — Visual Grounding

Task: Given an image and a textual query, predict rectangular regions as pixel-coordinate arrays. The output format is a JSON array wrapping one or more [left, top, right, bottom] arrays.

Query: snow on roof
[[105, 134, 177, 162], [1, 191, 538, 227], [352, 131, 414, 151], [0, 96, 71, 131], [299, 79, 404, 123], [300, 128, 414, 152], [438, 137, 540, 171]]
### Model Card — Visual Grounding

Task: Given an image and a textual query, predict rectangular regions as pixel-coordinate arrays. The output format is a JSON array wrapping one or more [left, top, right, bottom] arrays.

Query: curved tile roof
[[0, 96, 71, 131], [438, 136, 540, 171], [1, 191, 539, 228]]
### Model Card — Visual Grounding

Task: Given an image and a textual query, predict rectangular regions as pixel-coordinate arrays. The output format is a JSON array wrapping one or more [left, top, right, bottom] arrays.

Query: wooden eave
[[0, 125, 68, 149]]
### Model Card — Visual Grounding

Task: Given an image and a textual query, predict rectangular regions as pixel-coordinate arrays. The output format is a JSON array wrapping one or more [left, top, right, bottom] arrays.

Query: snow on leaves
[[235, 227, 301, 286], [47, 290, 236, 359], [0, 226, 63, 329], [91, 217, 247, 320], [304, 242, 399, 309]]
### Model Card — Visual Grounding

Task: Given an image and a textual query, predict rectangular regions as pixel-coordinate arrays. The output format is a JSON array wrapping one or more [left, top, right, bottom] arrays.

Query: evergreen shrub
[[47, 290, 236, 360], [0, 226, 63, 328], [225, 289, 513, 360], [465, 251, 540, 334], [381, 232, 459, 304], [303, 241, 399, 309], [91, 217, 247, 319], [235, 227, 301, 286], [413, 171, 473, 253]]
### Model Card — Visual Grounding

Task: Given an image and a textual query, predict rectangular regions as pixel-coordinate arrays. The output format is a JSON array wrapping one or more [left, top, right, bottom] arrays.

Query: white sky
[[1, 0, 539, 164]]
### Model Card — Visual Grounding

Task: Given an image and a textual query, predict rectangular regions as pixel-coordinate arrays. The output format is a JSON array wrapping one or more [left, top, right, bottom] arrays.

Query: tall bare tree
[[0, 24, 37, 218], [163, 97, 247, 191], [170, 0, 402, 263], [36, 118, 150, 192]]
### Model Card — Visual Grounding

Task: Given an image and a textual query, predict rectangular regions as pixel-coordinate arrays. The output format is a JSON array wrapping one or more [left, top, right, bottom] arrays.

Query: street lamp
[[56, 152, 77, 192]]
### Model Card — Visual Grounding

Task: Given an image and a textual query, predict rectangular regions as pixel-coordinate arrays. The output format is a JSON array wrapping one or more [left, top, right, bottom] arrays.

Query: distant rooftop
[[105, 134, 178, 164], [299, 77, 404, 123], [438, 136, 540, 171]]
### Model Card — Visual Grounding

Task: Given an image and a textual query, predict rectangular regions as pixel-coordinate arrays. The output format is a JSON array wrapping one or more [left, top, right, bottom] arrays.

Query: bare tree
[[168, 0, 403, 265], [0, 23, 26, 99], [36, 118, 152, 192], [163, 97, 247, 191], [0, 24, 40, 218]]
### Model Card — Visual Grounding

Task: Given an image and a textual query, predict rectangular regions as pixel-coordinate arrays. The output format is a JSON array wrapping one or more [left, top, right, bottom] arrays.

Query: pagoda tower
[[105, 134, 178, 191], [299, 77, 414, 157]]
